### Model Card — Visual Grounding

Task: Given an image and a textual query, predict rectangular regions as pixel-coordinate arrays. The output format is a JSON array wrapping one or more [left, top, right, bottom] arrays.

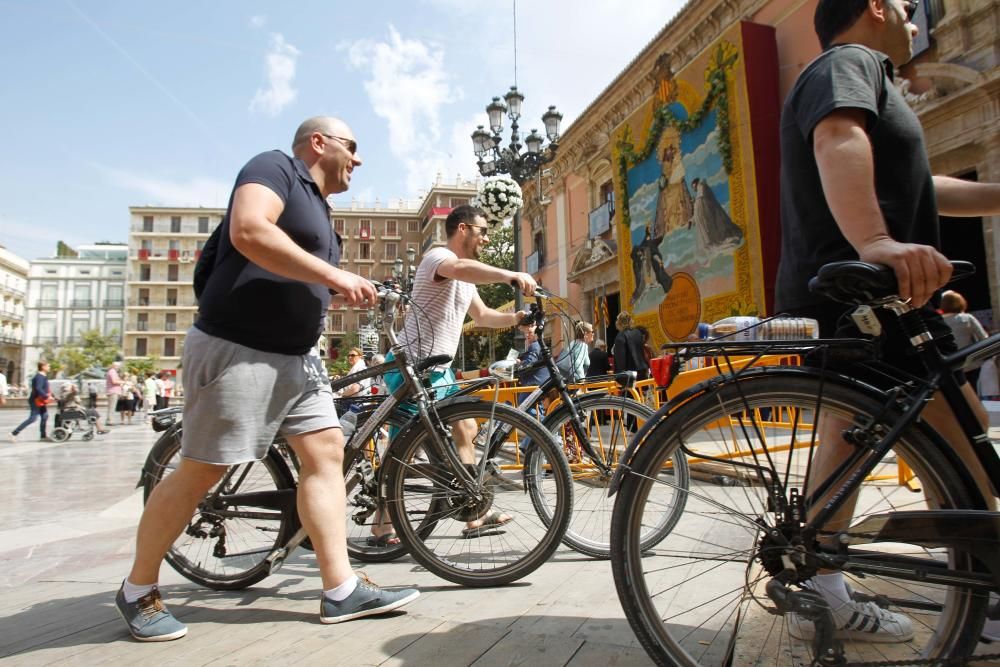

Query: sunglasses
[[464, 223, 490, 236], [322, 133, 358, 155], [903, 0, 919, 22]]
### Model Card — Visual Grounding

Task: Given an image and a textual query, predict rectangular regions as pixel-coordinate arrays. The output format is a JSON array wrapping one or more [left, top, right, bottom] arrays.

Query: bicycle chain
[[838, 651, 1000, 666]]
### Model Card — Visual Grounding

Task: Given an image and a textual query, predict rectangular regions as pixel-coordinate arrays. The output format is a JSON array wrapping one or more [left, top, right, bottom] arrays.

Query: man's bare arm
[[813, 109, 951, 306], [228, 183, 375, 306], [435, 256, 537, 296], [467, 293, 527, 328], [933, 176, 1000, 217]]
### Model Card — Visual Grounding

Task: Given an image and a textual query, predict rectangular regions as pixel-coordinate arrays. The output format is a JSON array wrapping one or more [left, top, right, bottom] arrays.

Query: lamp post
[[471, 85, 562, 346]]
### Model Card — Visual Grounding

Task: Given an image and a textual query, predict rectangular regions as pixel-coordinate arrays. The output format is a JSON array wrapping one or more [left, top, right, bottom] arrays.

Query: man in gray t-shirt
[[776, 0, 1000, 646]]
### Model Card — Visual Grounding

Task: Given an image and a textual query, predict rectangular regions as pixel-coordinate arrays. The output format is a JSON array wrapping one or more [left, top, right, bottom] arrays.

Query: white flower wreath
[[475, 175, 523, 223]]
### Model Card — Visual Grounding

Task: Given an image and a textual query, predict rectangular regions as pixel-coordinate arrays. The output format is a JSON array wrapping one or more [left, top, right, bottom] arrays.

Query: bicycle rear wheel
[[382, 400, 573, 587], [344, 410, 412, 563], [142, 426, 298, 590], [531, 394, 688, 558], [611, 371, 989, 666]]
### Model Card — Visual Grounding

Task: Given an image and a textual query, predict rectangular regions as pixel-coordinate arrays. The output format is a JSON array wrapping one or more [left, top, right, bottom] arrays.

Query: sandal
[[461, 512, 514, 538], [366, 532, 401, 547]]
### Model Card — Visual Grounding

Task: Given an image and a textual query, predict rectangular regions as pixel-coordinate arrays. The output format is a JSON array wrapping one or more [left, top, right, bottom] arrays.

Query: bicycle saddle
[[808, 260, 975, 305]]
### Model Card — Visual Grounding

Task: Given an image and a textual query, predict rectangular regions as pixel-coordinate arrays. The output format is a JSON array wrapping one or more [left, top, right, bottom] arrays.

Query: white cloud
[[341, 26, 469, 193], [99, 166, 230, 208], [249, 15, 266, 28], [249, 33, 301, 116]]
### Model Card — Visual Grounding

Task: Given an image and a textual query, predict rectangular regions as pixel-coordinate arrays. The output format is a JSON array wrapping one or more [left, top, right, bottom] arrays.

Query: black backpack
[[193, 223, 223, 300]]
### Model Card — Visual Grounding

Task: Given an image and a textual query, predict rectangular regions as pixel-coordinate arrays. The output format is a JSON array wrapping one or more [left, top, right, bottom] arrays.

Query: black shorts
[[784, 302, 960, 381]]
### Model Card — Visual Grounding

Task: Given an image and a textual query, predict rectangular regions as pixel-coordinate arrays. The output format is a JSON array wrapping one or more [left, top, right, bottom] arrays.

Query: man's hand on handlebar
[[328, 269, 378, 308], [509, 272, 537, 297]]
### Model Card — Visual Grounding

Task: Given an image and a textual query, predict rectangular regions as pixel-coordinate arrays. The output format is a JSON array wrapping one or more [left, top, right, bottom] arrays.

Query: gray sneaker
[[115, 583, 188, 642], [320, 575, 419, 624]]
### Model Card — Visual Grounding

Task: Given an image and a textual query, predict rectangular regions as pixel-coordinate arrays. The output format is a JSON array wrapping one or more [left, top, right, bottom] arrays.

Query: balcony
[[138, 249, 151, 260], [1, 310, 23, 321], [168, 249, 180, 261], [359, 228, 371, 240], [71, 299, 93, 308], [34, 336, 58, 345], [37, 299, 59, 308], [104, 299, 125, 308], [165, 323, 177, 332], [0, 334, 21, 344], [135, 322, 149, 332]]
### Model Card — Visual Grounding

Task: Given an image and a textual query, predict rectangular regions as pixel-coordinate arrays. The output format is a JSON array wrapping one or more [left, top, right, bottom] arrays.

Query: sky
[[0, 0, 688, 260]]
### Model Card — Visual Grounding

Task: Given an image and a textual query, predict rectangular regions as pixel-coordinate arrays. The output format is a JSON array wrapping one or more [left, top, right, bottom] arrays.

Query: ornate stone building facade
[[523, 0, 1000, 346]]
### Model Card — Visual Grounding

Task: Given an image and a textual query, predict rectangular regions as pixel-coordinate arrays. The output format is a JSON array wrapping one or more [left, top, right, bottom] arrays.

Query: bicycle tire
[[344, 410, 414, 563], [382, 400, 573, 587], [531, 394, 689, 559], [142, 426, 298, 590], [611, 371, 988, 667]]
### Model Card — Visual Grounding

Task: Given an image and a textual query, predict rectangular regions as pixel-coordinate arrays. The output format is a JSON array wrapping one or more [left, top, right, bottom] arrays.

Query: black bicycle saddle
[[808, 260, 975, 305]]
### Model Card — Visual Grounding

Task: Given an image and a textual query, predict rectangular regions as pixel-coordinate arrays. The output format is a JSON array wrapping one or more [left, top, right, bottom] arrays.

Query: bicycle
[[490, 287, 689, 558], [608, 260, 1000, 666], [140, 279, 573, 589]]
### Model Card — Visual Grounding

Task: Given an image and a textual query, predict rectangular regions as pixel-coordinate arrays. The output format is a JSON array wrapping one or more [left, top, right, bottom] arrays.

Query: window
[[164, 337, 176, 357], [167, 265, 179, 282], [136, 337, 148, 356], [333, 218, 345, 234], [450, 197, 469, 208], [358, 242, 371, 260], [600, 179, 616, 219], [105, 320, 121, 337], [166, 288, 178, 307], [137, 313, 148, 331], [138, 288, 150, 306], [78, 269, 91, 276], [533, 231, 546, 266], [196, 240, 205, 252], [106, 285, 123, 307], [384, 242, 397, 260], [385, 219, 398, 236], [198, 216, 209, 234], [170, 216, 181, 233], [38, 319, 56, 342], [73, 284, 91, 308], [407, 219, 419, 233], [168, 239, 180, 251], [70, 318, 89, 340], [357, 264, 371, 279], [359, 219, 372, 238], [329, 313, 344, 331], [40, 284, 58, 308], [165, 313, 177, 331], [142, 216, 154, 232], [111, 270, 123, 276]]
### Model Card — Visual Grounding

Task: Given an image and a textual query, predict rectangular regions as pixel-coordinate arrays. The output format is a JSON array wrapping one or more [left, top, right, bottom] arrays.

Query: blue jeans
[[13, 401, 48, 437]]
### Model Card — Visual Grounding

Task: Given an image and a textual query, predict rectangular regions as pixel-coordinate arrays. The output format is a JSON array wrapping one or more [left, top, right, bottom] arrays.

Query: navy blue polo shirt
[[195, 150, 342, 354]]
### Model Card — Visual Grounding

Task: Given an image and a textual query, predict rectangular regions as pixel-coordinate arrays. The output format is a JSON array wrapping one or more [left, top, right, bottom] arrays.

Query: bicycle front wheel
[[142, 426, 298, 590], [532, 394, 688, 558], [611, 371, 988, 666], [382, 400, 573, 587]]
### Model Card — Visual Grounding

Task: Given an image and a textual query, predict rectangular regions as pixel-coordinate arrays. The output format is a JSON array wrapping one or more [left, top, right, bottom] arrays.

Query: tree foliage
[[460, 221, 517, 370], [42, 329, 122, 377]]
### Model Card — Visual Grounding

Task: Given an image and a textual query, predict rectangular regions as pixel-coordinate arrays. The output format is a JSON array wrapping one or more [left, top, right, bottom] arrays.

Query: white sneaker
[[982, 593, 1000, 643], [8, 432, 16, 443], [787, 586, 914, 644]]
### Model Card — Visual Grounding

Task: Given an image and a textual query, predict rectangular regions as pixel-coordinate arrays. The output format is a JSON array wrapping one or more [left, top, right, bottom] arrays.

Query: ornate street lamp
[[471, 85, 562, 342]]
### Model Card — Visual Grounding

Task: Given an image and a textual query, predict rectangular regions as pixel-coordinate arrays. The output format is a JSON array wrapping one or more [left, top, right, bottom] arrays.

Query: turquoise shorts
[[383, 352, 460, 437]]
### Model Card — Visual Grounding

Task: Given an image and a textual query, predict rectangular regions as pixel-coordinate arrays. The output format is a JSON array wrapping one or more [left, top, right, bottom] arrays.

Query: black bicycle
[[609, 261, 1000, 666], [493, 287, 689, 558], [140, 280, 573, 589]]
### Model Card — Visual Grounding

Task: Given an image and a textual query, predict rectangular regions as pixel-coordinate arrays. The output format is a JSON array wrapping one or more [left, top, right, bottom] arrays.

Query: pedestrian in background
[[587, 338, 611, 378], [940, 290, 988, 391], [10, 361, 52, 442], [0, 368, 7, 407], [105, 361, 124, 425]]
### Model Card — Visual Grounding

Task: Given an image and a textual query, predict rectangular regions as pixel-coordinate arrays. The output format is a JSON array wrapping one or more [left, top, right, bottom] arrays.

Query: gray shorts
[[180, 327, 339, 465]]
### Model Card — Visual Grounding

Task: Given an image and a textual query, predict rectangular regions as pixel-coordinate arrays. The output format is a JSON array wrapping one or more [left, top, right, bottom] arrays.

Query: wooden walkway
[[0, 411, 652, 666]]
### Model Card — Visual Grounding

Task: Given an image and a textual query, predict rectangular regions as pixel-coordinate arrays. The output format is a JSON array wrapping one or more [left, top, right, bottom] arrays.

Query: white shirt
[[0, 372, 7, 398], [397, 247, 477, 369]]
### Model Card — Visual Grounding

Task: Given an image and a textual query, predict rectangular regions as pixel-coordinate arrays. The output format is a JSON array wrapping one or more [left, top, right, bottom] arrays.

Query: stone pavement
[[0, 409, 653, 667]]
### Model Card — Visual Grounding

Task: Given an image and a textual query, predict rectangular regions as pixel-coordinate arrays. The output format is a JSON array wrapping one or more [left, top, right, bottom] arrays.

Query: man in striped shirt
[[382, 204, 536, 536]]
